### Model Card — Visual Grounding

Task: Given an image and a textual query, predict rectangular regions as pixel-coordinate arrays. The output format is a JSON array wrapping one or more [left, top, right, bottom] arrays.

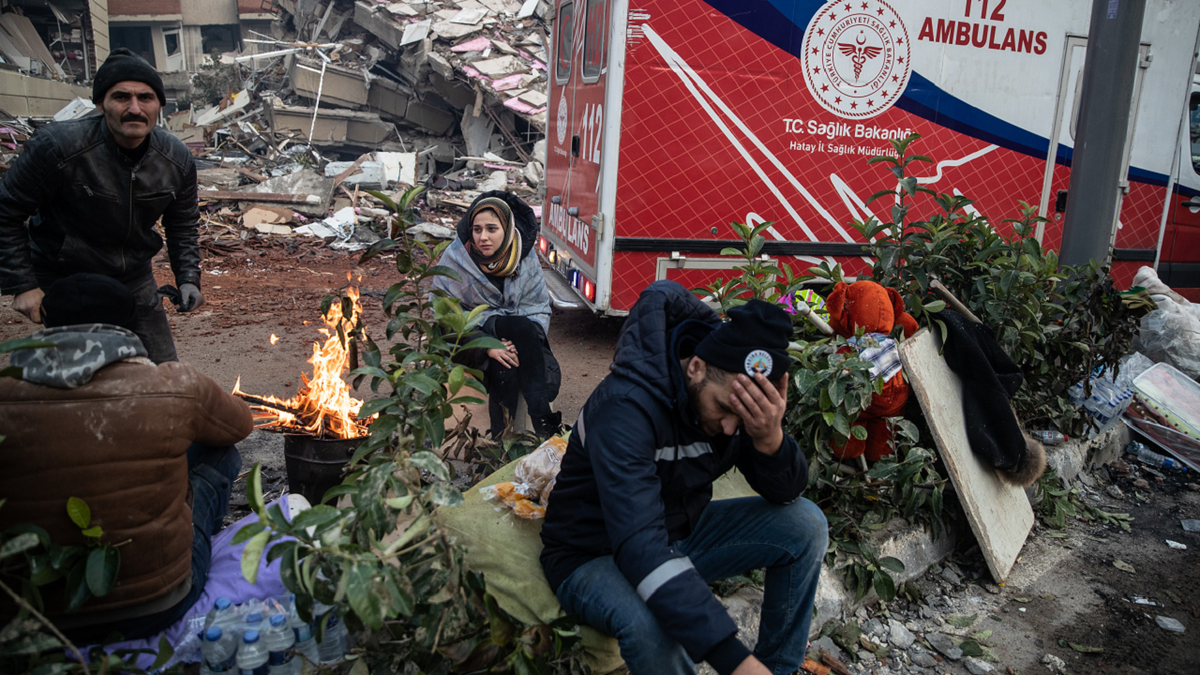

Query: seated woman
[[431, 190, 562, 438]]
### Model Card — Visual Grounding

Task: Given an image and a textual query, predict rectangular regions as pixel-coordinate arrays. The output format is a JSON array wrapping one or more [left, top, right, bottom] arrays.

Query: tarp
[[441, 460, 758, 674]]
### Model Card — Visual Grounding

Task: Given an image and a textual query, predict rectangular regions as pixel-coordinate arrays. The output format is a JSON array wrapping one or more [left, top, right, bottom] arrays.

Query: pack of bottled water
[[199, 594, 345, 675], [1066, 352, 1155, 437]]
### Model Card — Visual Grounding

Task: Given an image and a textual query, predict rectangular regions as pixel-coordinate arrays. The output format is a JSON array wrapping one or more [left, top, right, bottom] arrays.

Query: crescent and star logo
[[801, 0, 912, 120], [556, 92, 569, 145]]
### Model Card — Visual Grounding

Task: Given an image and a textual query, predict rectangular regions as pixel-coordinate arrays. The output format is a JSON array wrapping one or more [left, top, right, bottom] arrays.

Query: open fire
[[233, 276, 370, 439]]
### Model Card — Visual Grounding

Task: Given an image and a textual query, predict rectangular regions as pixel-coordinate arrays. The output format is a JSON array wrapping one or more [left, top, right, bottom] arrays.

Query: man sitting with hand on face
[[0, 47, 203, 363], [540, 280, 828, 675]]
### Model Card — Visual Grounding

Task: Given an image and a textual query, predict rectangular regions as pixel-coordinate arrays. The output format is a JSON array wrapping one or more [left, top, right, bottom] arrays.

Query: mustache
[[121, 114, 148, 123]]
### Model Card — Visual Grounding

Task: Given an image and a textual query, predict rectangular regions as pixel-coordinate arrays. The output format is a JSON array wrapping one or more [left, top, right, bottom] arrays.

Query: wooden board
[[898, 328, 1033, 582]]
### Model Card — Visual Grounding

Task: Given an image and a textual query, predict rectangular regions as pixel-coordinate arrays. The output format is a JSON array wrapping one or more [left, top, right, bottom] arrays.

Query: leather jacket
[[0, 115, 202, 295]]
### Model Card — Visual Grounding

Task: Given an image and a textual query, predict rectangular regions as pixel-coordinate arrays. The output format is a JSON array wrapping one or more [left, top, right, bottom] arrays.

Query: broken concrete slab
[[242, 169, 333, 217], [289, 57, 369, 109], [376, 151, 418, 186], [354, 0, 407, 50], [473, 55, 525, 77], [324, 160, 387, 189], [197, 168, 243, 189], [451, 8, 488, 24], [53, 98, 95, 121], [367, 76, 413, 123], [432, 20, 486, 40], [427, 52, 454, 79], [269, 103, 395, 147], [517, 90, 547, 107], [898, 328, 1034, 584], [401, 20, 432, 46], [403, 99, 457, 135]]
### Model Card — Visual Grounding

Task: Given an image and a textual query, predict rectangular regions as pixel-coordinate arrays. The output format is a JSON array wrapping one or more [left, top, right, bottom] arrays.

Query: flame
[[234, 275, 370, 439], [270, 334, 279, 345]]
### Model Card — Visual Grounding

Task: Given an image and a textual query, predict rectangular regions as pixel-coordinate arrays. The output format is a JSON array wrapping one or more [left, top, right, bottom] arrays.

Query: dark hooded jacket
[[0, 115, 202, 296], [540, 281, 808, 674]]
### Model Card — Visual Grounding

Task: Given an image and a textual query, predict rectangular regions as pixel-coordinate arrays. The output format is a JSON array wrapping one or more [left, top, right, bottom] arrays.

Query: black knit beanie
[[42, 274, 137, 330], [92, 47, 166, 106], [694, 299, 793, 380]]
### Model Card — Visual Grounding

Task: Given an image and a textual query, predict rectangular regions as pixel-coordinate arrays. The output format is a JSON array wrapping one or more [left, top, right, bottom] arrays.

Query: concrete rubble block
[[473, 55, 526, 78], [491, 39, 519, 55], [523, 161, 543, 187], [53, 98, 95, 121], [244, 169, 334, 217], [461, 108, 496, 157], [478, 0, 522, 13], [404, 98, 457, 135], [407, 221, 456, 242], [375, 151, 418, 186], [427, 52, 454, 79], [517, 0, 539, 18], [268, 103, 395, 148], [386, 2, 418, 16], [367, 76, 413, 122], [429, 73, 476, 109], [432, 19, 485, 40], [479, 170, 509, 192], [533, 138, 546, 163], [401, 20, 432, 46], [451, 7, 488, 24], [355, 0, 407, 50], [289, 57, 369, 109], [325, 160, 387, 189], [517, 90, 547, 107], [197, 168, 243, 189]]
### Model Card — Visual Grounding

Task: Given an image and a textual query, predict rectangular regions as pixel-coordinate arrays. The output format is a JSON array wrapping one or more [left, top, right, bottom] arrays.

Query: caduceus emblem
[[838, 31, 882, 82]]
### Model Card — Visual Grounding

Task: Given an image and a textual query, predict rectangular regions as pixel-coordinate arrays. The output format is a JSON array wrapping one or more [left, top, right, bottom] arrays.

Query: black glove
[[179, 283, 204, 311]]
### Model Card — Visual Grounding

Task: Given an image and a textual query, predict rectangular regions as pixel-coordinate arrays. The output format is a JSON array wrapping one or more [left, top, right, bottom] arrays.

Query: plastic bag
[[1131, 266, 1200, 381], [480, 433, 569, 520]]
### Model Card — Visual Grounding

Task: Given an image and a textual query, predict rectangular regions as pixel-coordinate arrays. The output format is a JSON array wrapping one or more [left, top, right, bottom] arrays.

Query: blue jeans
[[89, 442, 241, 641], [555, 496, 828, 675]]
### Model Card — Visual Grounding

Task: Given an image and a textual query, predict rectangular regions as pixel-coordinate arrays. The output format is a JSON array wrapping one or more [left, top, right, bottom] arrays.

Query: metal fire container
[[283, 434, 365, 505]]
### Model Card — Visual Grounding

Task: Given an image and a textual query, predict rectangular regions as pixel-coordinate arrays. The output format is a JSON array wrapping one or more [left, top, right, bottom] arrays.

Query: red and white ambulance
[[539, 0, 1200, 313]]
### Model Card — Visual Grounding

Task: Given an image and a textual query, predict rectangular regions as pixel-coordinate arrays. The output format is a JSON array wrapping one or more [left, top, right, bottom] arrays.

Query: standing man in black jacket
[[541, 281, 828, 675], [0, 48, 203, 363]]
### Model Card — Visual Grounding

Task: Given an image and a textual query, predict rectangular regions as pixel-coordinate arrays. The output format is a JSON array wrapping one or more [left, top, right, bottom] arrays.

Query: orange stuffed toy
[[826, 280, 919, 462]]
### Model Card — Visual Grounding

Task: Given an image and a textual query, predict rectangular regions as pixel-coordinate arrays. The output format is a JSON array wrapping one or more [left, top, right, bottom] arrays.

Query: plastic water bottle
[[1067, 381, 1086, 407], [286, 595, 320, 667], [264, 614, 298, 675], [1029, 430, 1068, 445], [1086, 392, 1111, 425], [1128, 441, 1188, 473], [201, 626, 238, 674], [206, 597, 240, 633], [244, 612, 265, 636], [237, 630, 270, 675], [314, 603, 348, 664]]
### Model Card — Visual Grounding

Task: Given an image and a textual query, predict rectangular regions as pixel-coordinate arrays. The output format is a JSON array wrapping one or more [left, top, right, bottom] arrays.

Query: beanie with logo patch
[[693, 299, 793, 381]]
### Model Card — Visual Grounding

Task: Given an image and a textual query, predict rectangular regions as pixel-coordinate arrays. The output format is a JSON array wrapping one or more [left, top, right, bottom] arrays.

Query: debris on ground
[[2, 0, 554, 257]]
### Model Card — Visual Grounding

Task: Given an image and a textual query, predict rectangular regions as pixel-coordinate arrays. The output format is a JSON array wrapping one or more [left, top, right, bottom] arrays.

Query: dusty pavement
[[3, 239, 1199, 674], [786, 464, 1200, 675]]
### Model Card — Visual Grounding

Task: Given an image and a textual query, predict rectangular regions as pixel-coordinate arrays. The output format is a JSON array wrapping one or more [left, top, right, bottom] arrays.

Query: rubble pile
[[1, 0, 556, 254]]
